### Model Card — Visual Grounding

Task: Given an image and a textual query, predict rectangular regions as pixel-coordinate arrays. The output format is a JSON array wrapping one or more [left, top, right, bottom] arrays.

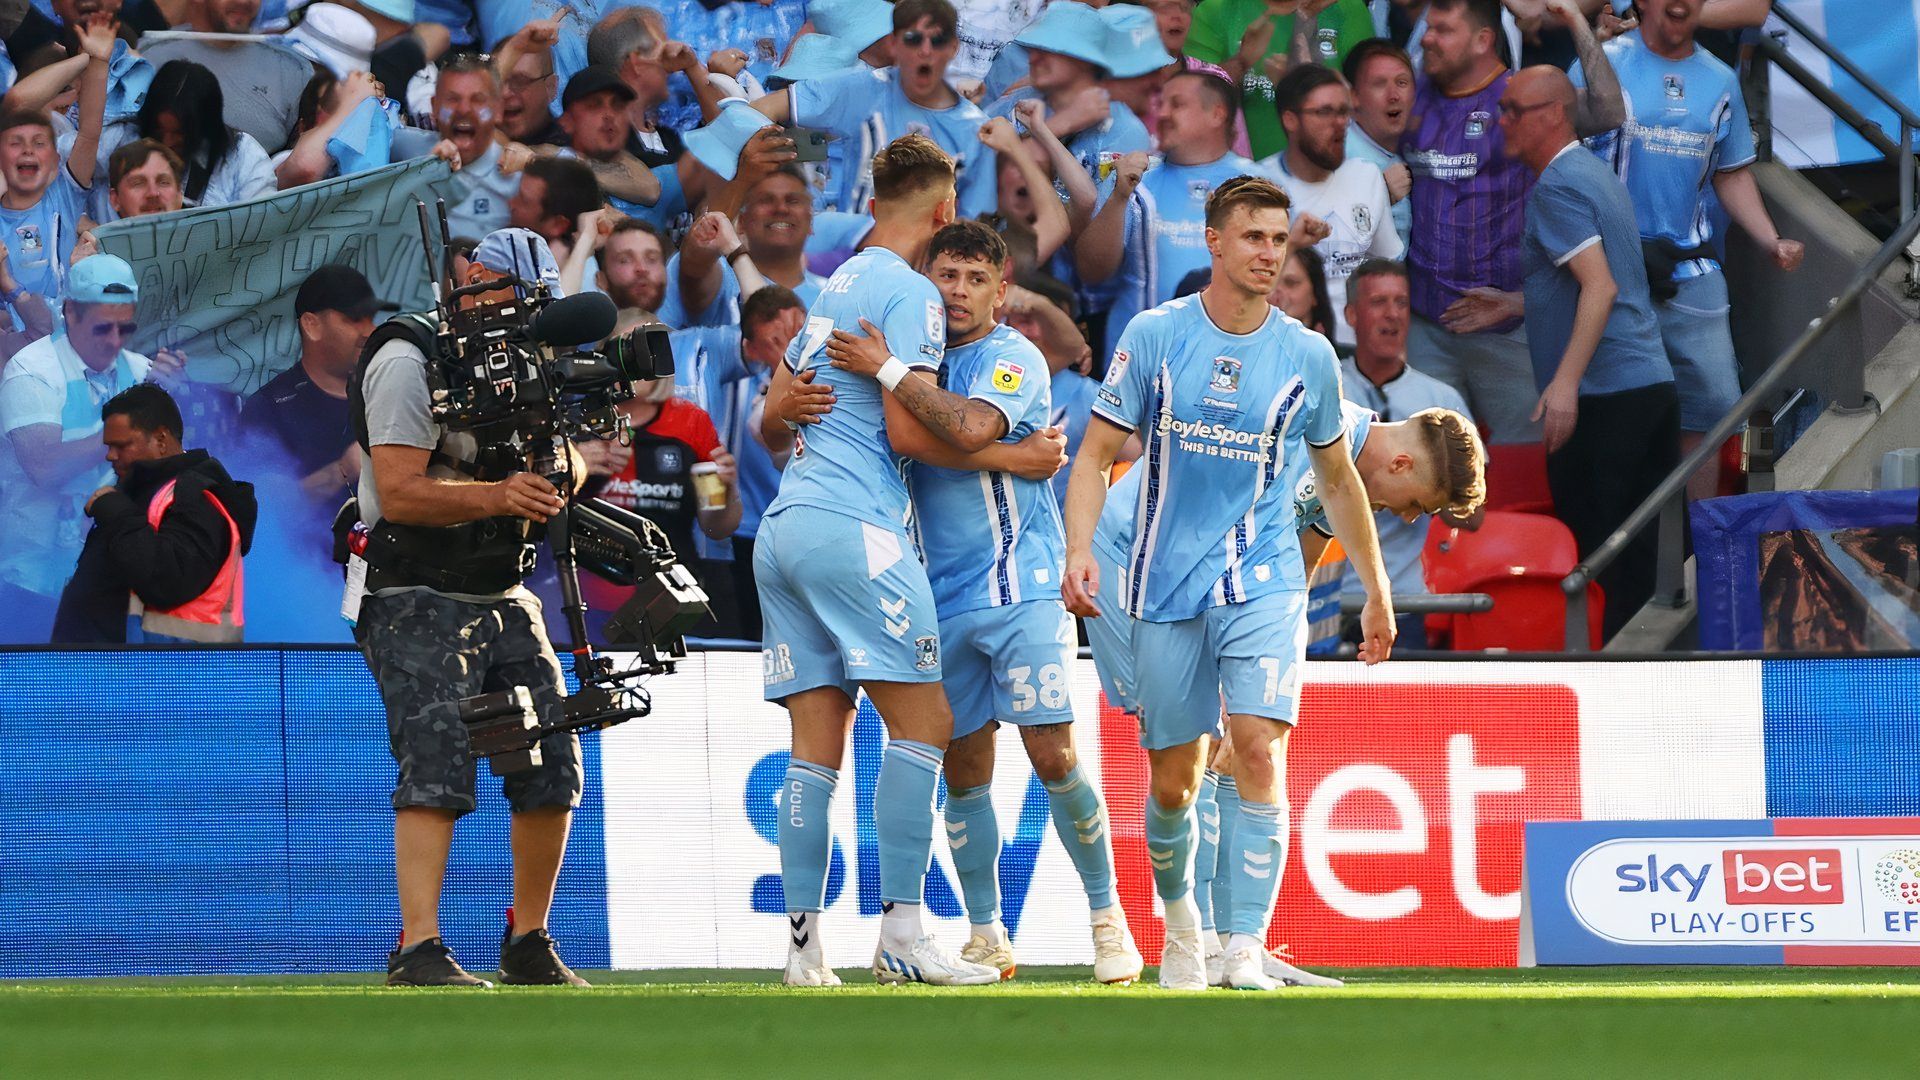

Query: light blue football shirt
[[987, 88, 1153, 186], [790, 67, 999, 220], [1091, 297, 1344, 621], [909, 322, 1062, 618], [1571, 32, 1756, 280], [1098, 153, 1266, 357], [1095, 398, 1373, 558], [766, 245, 946, 531]]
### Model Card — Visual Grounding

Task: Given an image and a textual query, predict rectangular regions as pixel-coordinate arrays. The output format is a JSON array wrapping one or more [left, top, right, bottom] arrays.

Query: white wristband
[[876, 356, 911, 391]]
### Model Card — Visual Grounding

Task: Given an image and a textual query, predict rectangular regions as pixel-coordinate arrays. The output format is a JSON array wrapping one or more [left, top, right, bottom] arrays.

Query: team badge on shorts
[[1211, 356, 1242, 394], [991, 359, 1025, 393], [914, 635, 940, 671]]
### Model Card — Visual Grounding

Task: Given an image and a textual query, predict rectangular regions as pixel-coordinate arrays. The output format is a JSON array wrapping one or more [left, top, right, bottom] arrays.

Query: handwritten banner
[[94, 158, 454, 395]]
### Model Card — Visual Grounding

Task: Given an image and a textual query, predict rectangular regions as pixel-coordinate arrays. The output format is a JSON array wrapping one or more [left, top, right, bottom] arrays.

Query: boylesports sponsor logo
[[1156, 410, 1277, 461]]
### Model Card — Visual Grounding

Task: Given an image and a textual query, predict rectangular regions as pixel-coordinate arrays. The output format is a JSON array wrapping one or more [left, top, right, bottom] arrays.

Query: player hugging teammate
[[761, 139, 1483, 989]]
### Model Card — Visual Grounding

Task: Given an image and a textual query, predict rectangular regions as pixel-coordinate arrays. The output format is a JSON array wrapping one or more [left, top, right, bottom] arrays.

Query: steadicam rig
[[409, 200, 710, 773]]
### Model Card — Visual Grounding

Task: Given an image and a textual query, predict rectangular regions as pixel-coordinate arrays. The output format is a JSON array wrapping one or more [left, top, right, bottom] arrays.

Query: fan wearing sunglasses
[[747, 0, 998, 220]]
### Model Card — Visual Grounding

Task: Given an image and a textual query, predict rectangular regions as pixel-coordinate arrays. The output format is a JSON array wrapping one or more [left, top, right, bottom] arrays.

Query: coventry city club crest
[[1664, 74, 1685, 99], [1189, 179, 1214, 203], [1465, 110, 1491, 138], [1352, 204, 1372, 234], [656, 446, 684, 473], [1210, 356, 1242, 394]]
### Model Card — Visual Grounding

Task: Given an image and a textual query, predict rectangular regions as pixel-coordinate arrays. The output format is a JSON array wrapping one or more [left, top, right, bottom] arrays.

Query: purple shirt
[[1401, 71, 1534, 329]]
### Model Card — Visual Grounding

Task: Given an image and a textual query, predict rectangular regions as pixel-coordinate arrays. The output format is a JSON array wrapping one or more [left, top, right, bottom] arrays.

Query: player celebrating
[[821, 220, 1146, 984], [1087, 400, 1485, 985], [1062, 176, 1396, 991], [753, 134, 998, 988]]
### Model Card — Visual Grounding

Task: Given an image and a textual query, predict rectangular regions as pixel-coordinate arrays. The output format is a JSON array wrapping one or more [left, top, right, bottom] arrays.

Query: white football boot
[[1090, 912, 1144, 985], [960, 926, 1017, 981], [1263, 948, 1345, 987], [1222, 943, 1280, 991], [1156, 927, 1210, 990], [873, 936, 1002, 986], [783, 955, 843, 987], [1205, 940, 1227, 987]]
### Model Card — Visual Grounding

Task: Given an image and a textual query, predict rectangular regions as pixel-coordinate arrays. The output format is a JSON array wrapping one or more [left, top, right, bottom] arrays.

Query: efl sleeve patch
[[990, 358, 1026, 394]]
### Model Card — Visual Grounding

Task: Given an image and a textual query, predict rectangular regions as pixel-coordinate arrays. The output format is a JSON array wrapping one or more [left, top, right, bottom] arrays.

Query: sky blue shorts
[[756, 505, 943, 702], [1085, 540, 1140, 717], [940, 599, 1077, 741], [1130, 589, 1311, 751]]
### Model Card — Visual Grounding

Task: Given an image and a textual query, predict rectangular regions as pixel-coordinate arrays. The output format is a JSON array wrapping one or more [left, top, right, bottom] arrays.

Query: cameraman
[[353, 226, 589, 988]]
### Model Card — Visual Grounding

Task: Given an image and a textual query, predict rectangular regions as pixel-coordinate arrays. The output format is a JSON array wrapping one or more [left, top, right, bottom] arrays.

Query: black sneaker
[[500, 925, 592, 986], [387, 937, 493, 987]]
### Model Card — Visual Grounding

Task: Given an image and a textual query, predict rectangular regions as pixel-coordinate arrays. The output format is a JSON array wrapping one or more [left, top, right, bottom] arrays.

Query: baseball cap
[[294, 263, 397, 320], [562, 65, 638, 112], [472, 227, 566, 298], [68, 254, 139, 304]]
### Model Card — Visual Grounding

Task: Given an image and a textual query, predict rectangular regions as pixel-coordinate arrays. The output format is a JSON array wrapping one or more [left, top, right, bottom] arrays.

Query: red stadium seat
[[1482, 442, 1555, 515], [1423, 512, 1604, 651]]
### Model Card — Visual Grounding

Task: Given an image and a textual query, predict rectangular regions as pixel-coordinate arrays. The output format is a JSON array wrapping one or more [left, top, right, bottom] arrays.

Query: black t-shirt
[[628, 124, 684, 169], [240, 362, 354, 478]]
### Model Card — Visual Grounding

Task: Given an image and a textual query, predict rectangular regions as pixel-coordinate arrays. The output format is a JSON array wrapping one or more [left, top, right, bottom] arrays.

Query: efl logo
[[1722, 849, 1845, 905]]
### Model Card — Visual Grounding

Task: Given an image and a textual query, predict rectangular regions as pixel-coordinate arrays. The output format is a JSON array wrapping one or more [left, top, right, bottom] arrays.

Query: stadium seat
[[1481, 442, 1555, 515], [1423, 512, 1604, 651]]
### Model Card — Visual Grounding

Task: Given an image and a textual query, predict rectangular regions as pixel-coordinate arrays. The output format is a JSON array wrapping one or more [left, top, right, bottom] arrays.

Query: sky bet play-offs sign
[[1522, 819, 1920, 965]]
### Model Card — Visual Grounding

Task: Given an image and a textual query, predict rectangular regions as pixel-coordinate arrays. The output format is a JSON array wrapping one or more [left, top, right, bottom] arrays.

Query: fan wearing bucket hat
[[804, 0, 896, 67], [0, 253, 154, 644], [747, 0, 995, 219], [985, 2, 1154, 179]]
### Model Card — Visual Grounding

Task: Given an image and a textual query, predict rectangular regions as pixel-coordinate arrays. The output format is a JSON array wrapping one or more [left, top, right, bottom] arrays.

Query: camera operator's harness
[[338, 204, 709, 774]]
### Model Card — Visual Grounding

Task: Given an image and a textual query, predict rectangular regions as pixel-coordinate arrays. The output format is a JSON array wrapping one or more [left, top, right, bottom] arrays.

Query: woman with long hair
[[94, 60, 274, 216], [1268, 244, 1337, 344]]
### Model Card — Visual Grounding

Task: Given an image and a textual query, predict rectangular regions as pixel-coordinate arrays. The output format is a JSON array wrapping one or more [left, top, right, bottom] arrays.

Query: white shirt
[[1264, 154, 1405, 346]]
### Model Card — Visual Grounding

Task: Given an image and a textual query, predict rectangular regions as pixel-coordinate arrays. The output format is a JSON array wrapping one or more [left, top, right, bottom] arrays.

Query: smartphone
[[784, 126, 832, 163]]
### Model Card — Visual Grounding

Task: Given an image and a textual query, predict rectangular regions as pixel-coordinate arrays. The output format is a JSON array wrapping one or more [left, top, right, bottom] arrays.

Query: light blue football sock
[[943, 783, 1001, 926], [1210, 776, 1241, 939], [1145, 798, 1197, 904], [1192, 772, 1221, 932], [876, 739, 945, 905], [779, 760, 839, 914], [1043, 766, 1117, 912], [1227, 797, 1288, 939]]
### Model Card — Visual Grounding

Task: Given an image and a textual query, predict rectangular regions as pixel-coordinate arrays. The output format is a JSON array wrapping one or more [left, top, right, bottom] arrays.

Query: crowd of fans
[[0, 0, 1798, 647]]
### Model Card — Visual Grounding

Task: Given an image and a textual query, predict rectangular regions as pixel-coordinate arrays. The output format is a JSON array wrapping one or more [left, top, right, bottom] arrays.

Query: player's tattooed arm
[[825, 319, 1010, 452], [895, 425, 1069, 480]]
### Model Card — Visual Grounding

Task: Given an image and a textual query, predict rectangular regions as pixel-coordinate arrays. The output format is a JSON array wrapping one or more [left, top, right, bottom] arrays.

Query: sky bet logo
[[1615, 849, 1844, 904]]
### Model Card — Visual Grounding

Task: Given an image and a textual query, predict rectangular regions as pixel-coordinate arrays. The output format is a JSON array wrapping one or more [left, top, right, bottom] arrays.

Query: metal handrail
[[1558, 210, 1920, 650], [1769, 5, 1920, 130]]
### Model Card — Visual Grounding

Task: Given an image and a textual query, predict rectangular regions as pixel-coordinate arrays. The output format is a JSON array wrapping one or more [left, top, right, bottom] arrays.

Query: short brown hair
[[1203, 174, 1290, 229], [1342, 38, 1415, 86], [928, 219, 1008, 270], [741, 284, 804, 336], [1410, 407, 1487, 519], [109, 138, 185, 190], [0, 110, 53, 138], [893, 0, 958, 37], [871, 133, 955, 203], [1347, 257, 1408, 299]]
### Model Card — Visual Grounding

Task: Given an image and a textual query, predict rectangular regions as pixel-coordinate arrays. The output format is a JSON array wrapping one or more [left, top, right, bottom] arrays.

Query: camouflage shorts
[[355, 589, 583, 816]]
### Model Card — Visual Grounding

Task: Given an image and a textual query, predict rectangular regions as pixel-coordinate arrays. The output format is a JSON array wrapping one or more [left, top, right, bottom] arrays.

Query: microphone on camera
[[532, 291, 620, 347]]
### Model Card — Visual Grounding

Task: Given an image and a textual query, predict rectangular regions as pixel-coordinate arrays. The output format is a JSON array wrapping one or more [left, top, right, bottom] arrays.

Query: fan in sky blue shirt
[[988, 88, 1152, 184], [1091, 295, 1344, 622], [659, 254, 826, 329], [670, 325, 783, 544], [1570, 31, 1756, 281], [767, 246, 947, 530], [1048, 366, 1098, 507], [910, 322, 1062, 617], [1093, 152, 1265, 359], [787, 67, 998, 219]]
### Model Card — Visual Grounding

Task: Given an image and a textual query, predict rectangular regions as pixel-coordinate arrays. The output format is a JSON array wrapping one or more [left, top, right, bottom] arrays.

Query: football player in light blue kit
[[1062, 176, 1397, 991], [821, 220, 1145, 985], [1087, 400, 1485, 986], [752, 134, 998, 989]]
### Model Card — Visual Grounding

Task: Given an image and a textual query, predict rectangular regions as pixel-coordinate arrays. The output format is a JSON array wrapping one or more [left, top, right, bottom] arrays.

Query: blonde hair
[[871, 133, 955, 204], [1409, 407, 1486, 518]]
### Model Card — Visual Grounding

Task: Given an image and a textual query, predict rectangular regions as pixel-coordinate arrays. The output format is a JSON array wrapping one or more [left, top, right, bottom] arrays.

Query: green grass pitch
[[6, 966, 1919, 1078]]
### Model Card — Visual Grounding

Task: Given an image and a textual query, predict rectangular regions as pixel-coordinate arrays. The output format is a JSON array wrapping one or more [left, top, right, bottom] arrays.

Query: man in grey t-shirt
[[139, 2, 313, 154], [354, 228, 589, 988]]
